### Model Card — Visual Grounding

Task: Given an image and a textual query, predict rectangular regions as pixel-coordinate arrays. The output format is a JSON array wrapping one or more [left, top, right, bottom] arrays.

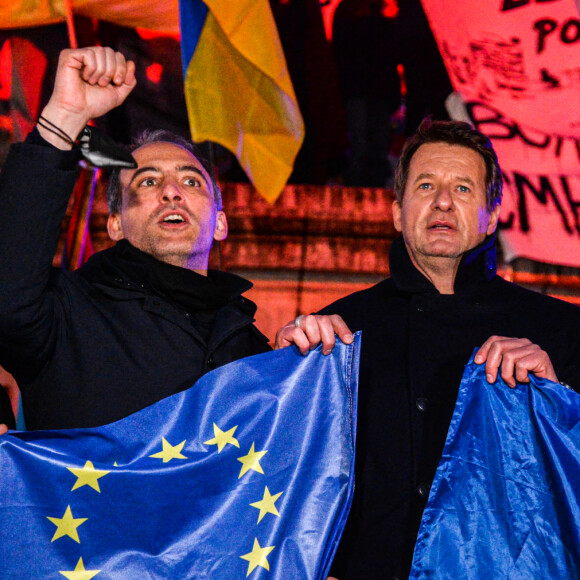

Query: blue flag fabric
[[0, 334, 360, 579], [411, 352, 580, 579]]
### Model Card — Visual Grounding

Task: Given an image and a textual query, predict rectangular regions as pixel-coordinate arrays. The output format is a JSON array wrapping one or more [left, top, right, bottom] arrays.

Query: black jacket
[[0, 135, 270, 430], [0, 388, 14, 429], [322, 235, 580, 579]]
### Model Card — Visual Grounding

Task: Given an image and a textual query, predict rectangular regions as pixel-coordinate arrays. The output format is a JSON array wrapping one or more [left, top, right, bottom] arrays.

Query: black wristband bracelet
[[37, 116, 76, 146], [37, 116, 137, 169]]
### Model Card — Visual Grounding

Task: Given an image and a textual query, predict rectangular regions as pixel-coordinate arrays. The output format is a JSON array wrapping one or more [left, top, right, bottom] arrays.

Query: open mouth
[[429, 222, 454, 231], [162, 214, 186, 224]]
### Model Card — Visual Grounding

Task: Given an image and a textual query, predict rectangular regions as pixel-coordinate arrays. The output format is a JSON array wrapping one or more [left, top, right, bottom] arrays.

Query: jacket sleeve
[[559, 329, 580, 394], [0, 135, 80, 383]]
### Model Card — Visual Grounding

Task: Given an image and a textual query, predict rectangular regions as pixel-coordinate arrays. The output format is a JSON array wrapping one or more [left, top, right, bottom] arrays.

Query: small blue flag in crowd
[[410, 351, 580, 579], [0, 334, 360, 579]]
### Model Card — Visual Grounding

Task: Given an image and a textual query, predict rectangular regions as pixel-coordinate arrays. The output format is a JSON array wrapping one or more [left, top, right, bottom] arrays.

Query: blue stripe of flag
[[178, 0, 208, 76]]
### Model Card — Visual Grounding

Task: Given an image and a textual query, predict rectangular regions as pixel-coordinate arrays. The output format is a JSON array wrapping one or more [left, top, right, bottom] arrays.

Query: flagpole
[[64, 0, 78, 48], [62, 0, 100, 271]]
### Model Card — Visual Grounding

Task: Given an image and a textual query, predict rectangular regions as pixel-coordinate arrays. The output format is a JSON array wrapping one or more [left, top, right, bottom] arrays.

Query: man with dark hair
[[0, 46, 349, 433], [278, 118, 580, 578], [106, 129, 224, 215], [393, 119, 503, 211]]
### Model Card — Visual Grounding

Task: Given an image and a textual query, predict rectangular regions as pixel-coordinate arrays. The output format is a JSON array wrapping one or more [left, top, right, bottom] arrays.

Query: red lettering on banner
[[501, 0, 561, 12], [534, 18, 580, 53], [467, 102, 580, 162], [562, 19, 580, 44], [502, 172, 580, 235], [516, 173, 573, 233], [561, 176, 580, 234]]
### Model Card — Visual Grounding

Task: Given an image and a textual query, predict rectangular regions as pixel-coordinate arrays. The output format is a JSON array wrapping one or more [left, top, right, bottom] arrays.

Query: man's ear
[[107, 213, 124, 241], [213, 211, 228, 242], [486, 203, 501, 236], [392, 200, 402, 233]]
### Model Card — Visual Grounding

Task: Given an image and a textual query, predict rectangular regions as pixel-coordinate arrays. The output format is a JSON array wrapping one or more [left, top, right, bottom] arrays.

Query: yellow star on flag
[[47, 505, 87, 543], [240, 538, 275, 576], [68, 461, 110, 492], [149, 437, 187, 463], [59, 557, 100, 579], [250, 486, 283, 523], [237, 443, 268, 479], [203, 423, 240, 453]]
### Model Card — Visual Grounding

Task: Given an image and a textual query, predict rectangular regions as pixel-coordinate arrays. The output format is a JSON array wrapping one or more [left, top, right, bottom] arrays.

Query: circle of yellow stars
[[204, 422, 285, 576], [45, 458, 113, 578], [44, 419, 286, 577]]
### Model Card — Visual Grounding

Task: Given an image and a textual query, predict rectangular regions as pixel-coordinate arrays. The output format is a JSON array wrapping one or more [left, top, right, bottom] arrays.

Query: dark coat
[[0, 136, 270, 430], [0, 388, 14, 429], [322, 235, 580, 579]]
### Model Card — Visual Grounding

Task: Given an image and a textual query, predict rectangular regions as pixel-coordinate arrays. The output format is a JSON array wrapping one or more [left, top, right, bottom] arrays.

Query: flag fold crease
[[179, 0, 305, 202], [0, 334, 359, 579], [411, 351, 580, 579]]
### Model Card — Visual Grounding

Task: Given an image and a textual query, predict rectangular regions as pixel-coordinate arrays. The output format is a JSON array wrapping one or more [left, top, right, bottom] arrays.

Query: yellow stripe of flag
[[184, 0, 304, 202]]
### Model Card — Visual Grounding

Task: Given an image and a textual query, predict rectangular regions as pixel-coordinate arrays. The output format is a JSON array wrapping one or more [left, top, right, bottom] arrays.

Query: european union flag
[[0, 334, 359, 578], [411, 352, 580, 579]]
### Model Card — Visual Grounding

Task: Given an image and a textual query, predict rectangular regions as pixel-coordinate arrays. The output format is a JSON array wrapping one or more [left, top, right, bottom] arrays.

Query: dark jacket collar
[[389, 234, 497, 295], [77, 240, 254, 314]]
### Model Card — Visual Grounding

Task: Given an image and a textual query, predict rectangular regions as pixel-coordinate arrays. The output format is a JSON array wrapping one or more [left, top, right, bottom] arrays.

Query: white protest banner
[[422, 0, 580, 267]]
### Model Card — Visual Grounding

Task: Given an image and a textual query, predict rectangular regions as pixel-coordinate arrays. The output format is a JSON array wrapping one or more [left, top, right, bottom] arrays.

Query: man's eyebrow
[[455, 175, 476, 186], [127, 165, 209, 187], [128, 166, 159, 186], [177, 165, 209, 185], [413, 172, 435, 182], [412, 172, 476, 185]]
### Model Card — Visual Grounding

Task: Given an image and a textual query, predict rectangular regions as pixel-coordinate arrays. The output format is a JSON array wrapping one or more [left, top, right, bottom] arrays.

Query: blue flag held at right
[[411, 352, 580, 579]]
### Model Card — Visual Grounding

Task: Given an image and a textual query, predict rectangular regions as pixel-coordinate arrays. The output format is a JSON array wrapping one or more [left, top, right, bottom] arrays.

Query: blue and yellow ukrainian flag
[[179, 0, 305, 202], [0, 336, 359, 578]]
